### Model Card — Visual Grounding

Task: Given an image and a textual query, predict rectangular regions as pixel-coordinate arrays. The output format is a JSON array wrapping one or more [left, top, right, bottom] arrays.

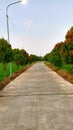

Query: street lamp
[[6, 0, 21, 43], [6, 0, 28, 75]]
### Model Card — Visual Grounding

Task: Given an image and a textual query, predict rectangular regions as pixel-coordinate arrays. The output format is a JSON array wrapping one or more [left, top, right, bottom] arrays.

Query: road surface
[[0, 62, 73, 130]]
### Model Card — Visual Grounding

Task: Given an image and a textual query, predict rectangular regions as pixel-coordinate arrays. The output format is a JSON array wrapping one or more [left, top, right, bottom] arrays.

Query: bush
[[52, 55, 62, 67], [62, 64, 73, 74], [67, 65, 73, 74]]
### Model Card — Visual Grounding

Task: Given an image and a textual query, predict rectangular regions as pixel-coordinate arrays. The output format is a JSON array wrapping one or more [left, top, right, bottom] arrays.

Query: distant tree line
[[0, 38, 43, 65], [44, 27, 73, 68]]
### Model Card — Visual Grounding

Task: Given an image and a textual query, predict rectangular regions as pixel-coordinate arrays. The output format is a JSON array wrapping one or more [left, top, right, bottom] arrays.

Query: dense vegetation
[[0, 38, 42, 81], [44, 27, 73, 73]]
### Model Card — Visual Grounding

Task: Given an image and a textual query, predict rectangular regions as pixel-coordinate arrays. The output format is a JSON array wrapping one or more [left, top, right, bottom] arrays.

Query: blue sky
[[0, 0, 73, 56]]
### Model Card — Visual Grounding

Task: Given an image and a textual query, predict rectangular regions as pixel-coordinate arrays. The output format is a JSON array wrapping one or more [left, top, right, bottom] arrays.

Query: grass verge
[[0, 64, 33, 91], [45, 62, 73, 84]]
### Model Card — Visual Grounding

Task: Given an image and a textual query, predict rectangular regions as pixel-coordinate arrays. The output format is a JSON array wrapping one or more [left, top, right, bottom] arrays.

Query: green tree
[[0, 38, 13, 78], [30, 54, 41, 62], [51, 51, 62, 67], [44, 26, 73, 67], [0, 38, 13, 63], [64, 26, 73, 64], [13, 49, 25, 68], [21, 49, 30, 64]]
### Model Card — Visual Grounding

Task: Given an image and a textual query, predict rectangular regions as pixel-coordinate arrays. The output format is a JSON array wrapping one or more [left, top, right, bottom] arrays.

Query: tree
[[51, 51, 62, 67], [0, 38, 13, 63], [13, 49, 26, 68], [44, 26, 73, 67], [0, 38, 13, 78], [21, 49, 30, 64], [30, 54, 42, 62], [64, 27, 73, 64]]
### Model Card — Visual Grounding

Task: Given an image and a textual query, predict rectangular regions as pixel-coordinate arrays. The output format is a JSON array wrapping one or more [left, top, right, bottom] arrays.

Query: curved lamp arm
[[6, 0, 21, 16], [6, 0, 21, 43]]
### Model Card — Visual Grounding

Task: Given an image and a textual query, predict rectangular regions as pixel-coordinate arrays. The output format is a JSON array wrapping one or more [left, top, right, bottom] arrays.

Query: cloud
[[23, 19, 32, 28]]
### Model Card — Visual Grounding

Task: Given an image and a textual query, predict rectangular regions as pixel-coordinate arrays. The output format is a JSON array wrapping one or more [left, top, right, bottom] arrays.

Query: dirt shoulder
[[45, 62, 73, 84]]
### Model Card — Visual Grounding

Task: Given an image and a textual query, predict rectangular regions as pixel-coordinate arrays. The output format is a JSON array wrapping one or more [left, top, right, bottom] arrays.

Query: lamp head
[[21, 0, 28, 4]]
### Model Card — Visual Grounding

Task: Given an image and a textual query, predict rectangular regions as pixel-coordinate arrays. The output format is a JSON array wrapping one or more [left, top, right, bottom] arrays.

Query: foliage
[[51, 52, 62, 67], [0, 63, 4, 81], [0, 38, 13, 78], [30, 54, 42, 62], [0, 62, 24, 81], [62, 64, 73, 74], [13, 49, 26, 66], [44, 26, 73, 69], [21, 49, 30, 64], [0, 38, 13, 63]]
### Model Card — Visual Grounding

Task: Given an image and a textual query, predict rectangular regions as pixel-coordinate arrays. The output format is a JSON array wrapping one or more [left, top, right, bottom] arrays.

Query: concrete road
[[0, 62, 73, 130]]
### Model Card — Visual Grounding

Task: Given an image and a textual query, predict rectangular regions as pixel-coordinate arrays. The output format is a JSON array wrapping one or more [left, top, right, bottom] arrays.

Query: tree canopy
[[0, 38, 13, 63], [44, 26, 73, 66]]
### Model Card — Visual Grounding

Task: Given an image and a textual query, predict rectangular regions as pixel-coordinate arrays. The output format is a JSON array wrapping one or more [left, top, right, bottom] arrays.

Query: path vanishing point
[[0, 62, 73, 130]]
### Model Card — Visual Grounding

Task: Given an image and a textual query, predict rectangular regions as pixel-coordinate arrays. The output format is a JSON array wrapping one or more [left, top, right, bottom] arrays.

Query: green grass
[[62, 64, 73, 74], [0, 63, 4, 81], [0, 62, 23, 82], [6, 63, 18, 77]]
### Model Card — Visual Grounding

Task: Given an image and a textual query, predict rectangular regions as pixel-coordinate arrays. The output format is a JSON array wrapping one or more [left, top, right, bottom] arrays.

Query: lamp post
[[6, 0, 28, 75], [6, 1, 21, 43], [6, 0, 28, 43], [6, 1, 21, 76]]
